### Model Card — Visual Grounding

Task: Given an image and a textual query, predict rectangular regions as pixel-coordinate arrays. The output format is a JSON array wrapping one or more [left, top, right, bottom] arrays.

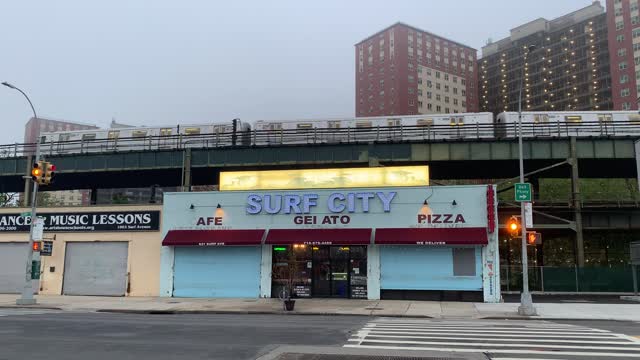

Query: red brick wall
[[607, 0, 637, 110]]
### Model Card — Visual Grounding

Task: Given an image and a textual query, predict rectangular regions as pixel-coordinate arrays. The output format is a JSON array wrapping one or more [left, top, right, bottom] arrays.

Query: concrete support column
[[570, 137, 585, 267], [90, 188, 98, 205], [260, 245, 272, 298], [367, 245, 380, 300]]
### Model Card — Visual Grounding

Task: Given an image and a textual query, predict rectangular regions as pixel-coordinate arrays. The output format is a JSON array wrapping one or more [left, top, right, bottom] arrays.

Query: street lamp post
[[516, 47, 537, 316], [2, 81, 40, 305]]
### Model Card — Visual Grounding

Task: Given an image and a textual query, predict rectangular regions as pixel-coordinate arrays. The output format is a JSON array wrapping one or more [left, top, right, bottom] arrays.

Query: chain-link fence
[[501, 265, 640, 293]]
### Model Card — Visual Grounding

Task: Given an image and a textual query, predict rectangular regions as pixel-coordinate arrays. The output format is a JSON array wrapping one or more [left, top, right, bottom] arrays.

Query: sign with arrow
[[514, 183, 532, 202]]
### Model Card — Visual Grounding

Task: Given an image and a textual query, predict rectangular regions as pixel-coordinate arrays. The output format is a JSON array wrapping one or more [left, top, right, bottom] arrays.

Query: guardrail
[[1, 121, 639, 158]]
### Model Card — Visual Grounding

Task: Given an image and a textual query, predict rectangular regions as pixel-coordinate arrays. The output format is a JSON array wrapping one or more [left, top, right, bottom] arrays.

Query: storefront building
[[0, 205, 161, 297], [160, 167, 500, 302]]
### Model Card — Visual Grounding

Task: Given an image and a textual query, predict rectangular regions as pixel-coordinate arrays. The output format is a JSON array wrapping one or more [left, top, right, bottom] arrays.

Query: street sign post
[[40, 241, 53, 256], [524, 202, 533, 228], [515, 183, 532, 202]]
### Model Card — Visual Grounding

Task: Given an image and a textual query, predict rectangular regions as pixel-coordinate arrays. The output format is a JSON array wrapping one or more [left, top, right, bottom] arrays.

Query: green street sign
[[20, 212, 31, 217], [515, 183, 532, 202]]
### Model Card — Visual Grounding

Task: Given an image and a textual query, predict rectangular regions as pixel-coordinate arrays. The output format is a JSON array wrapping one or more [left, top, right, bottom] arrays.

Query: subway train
[[36, 110, 640, 155]]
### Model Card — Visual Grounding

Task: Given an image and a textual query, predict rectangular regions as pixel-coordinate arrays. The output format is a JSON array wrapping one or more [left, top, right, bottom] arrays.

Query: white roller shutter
[[0, 243, 29, 293], [63, 242, 129, 296]]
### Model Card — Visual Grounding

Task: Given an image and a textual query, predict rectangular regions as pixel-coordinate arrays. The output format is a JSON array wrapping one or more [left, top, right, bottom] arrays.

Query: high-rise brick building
[[355, 22, 479, 117], [607, 0, 640, 109], [479, 1, 612, 115], [24, 117, 98, 144]]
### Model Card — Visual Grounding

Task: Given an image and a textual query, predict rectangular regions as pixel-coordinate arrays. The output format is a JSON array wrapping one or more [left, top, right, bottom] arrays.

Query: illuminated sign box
[[219, 166, 429, 191]]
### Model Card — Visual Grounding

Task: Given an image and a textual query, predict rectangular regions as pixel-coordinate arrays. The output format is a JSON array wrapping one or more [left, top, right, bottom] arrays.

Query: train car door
[[533, 114, 551, 136], [386, 118, 402, 140], [598, 114, 613, 135], [56, 133, 71, 153], [107, 130, 120, 151], [158, 128, 173, 149]]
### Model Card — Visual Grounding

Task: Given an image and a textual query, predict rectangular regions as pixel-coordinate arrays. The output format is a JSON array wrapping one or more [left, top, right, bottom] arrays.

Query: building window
[[615, 8, 623, 16], [427, 103, 433, 110], [453, 98, 458, 105], [445, 107, 450, 113], [620, 62, 628, 70], [462, 101, 466, 107], [445, 85, 450, 92], [621, 88, 631, 97], [617, 34, 625, 42], [408, 75, 415, 82], [453, 248, 476, 276], [436, 83, 441, 90], [427, 91, 432, 99], [623, 102, 632, 109], [453, 88, 458, 95], [633, 16, 640, 25], [436, 71, 441, 79], [418, 78, 422, 84], [445, 96, 450, 104], [634, 43, 640, 52], [427, 80, 432, 88], [418, 89, 422, 96], [453, 76, 458, 83], [621, 74, 630, 84], [619, 48, 627, 57], [408, 88, 414, 94], [418, 101, 423, 108], [436, 105, 442, 112], [461, 79, 466, 86], [616, 21, 624, 31], [444, 74, 449, 81], [409, 99, 415, 106], [436, 94, 441, 101], [461, 89, 466, 96], [633, 2, 639, 11]]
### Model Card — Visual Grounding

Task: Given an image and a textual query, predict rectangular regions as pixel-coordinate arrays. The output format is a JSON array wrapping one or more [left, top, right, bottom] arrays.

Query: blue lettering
[[356, 192, 375, 213], [246, 195, 262, 214], [263, 195, 282, 214], [328, 193, 345, 213], [347, 192, 356, 213], [302, 194, 318, 213], [283, 195, 302, 214], [377, 191, 397, 212]]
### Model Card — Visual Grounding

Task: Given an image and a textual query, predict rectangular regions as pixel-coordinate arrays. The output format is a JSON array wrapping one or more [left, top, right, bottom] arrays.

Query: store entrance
[[271, 245, 367, 299]]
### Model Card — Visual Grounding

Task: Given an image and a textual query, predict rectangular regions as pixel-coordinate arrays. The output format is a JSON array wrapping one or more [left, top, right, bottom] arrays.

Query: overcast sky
[[1, 0, 593, 144]]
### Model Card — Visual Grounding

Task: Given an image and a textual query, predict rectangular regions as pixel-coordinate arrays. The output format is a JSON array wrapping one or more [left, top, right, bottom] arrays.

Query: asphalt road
[[0, 309, 638, 360]]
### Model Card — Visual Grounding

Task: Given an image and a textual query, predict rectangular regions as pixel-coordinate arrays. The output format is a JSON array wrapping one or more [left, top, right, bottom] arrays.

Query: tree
[[0, 193, 18, 207]]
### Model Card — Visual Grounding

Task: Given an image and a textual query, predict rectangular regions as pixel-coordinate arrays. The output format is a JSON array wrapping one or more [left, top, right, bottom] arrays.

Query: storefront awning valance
[[265, 228, 371, 245], [162, 229, 265, 246], [374, 227, 488, 245]]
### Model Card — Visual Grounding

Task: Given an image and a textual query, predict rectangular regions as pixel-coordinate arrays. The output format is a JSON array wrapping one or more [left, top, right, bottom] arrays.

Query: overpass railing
[[1, 120, 640, 158]]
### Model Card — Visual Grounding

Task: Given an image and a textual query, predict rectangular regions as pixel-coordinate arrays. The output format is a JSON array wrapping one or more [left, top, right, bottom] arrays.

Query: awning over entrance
[[374, 227, 488, 245], [162, 229, 265, 246], [265, 228, 372, 245]]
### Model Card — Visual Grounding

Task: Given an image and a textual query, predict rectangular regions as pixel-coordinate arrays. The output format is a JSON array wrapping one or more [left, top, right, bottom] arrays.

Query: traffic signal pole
[[17, 137, 41, 305]]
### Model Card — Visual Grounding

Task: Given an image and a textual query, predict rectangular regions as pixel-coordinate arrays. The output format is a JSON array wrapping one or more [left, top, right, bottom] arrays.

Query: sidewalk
[[1, 294, 638, 321]]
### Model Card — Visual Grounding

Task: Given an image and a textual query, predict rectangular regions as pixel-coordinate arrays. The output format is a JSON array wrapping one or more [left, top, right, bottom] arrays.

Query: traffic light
[[507, 216, 521, 236], [42, 162, 56, 185], [527, 232, 542, 245], [32, 241, 42, 252], [31, 161, 44, 184]]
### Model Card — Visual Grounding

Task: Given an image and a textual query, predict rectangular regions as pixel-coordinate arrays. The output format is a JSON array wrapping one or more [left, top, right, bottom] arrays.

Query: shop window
[[453, 248, 476, 276]]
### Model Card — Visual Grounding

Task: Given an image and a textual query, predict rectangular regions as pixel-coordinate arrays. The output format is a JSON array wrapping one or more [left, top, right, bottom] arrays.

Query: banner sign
[[0, 211, 160, 232]]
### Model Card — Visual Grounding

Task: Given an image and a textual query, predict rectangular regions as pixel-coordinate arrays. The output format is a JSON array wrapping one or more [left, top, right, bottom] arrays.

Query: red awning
[[375, 227, 488, 245], [265, 228, 371, 245], [162, 229, 265, 246]]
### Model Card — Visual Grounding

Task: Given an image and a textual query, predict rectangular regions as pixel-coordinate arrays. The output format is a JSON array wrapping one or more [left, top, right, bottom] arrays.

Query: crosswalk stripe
[[359, 333, 633, 345], [344, 344, 640, 358], [347, 319, 640, 358]]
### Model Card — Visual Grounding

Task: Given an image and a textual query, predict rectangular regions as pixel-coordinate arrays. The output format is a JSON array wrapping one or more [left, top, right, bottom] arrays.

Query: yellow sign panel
[[219, 166, 429, 191]]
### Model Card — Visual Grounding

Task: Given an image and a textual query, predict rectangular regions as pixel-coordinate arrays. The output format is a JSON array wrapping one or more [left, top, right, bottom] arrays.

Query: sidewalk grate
[[274, 354, 464, 360]]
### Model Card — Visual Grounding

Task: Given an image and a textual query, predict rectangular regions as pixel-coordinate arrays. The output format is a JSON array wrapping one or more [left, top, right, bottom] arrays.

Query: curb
[[0, 305, 63, 310], [96, 309, 433, 318], [479, 316, 638, 322]]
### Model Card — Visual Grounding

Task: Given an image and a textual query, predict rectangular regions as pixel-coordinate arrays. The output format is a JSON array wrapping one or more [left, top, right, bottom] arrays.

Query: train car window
[[628, 114, 640, 123], [328, 121, 341, 128], [387, 118, 401, 127], [565, 116, 582, 123], [108, 131, 120, 139], [132, 130, 148, 137], [59, 134, 70, 142], [184, 128, 201, 135], [417, 119, 434, 126], [457, 117, 464, 126], [82, 134, 96, 141], [534, 114, 549, 123], [267, 123, 282, 131], [160, 128, 172, 136], [356, 121, 373, 128], [296, 123, 313, 129], [597, 114, 612, 122]]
